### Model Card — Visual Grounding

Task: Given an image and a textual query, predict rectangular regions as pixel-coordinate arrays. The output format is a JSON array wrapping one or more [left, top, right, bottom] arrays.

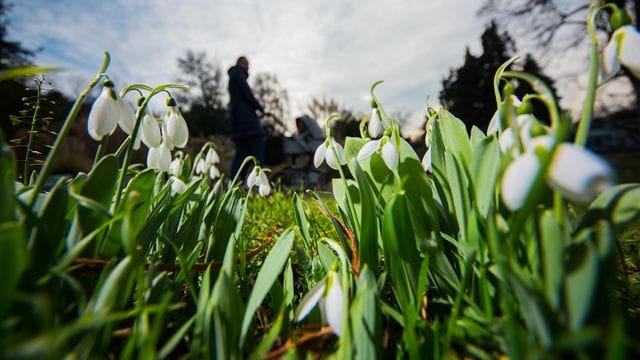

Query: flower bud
[[547, 144, 616, 204], [611, 6, 632, 31]]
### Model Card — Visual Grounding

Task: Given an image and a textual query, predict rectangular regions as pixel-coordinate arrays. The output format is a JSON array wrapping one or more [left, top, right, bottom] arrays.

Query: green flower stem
[[112, 95, 151, 212], [112, 83, 187, 212], [93, 135, 109, 167], [28, 51, 110, 208], [334, 147, 359, 239], [23, 77, 43, 184], [575, 1, 604, 147]]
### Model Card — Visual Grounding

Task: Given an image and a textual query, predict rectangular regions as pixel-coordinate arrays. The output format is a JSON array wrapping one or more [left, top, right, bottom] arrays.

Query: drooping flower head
[[87, 79, 120, 141], [170, 176, 186, 195], [602, 24, 640, 81], [294, 268, 344, 336], [135, 97, 162, 149], [163, 97, 189, 149], [368, 106, 384, 138], [357, 135, 399, 172], [147, 142, 172, 172], [314, 138, 347, 170], [247, 166, 271, 196]]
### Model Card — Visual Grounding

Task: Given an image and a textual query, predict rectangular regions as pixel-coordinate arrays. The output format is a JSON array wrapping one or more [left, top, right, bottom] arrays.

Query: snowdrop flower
[[357, 136, 399, 172], [294, 269, 344, 336], [314, 138, 346, 170], [169, 157, 182, 176], [547, 144, 616, 204], [117, 98, 135, 135], [141, 110, 162, 149], [147, 143, 171, 172], [170, 177, 186, 195], [163, 98, 189, 149], [487, 95, 521, 135], [87, 80, 120, 141], [602, 25, 640, 81], [368, 108, 384, 138], [501, 152, 541, 211], [421, 146, 432, 172], [501, 141, 615, 210], [247, 167, 271, 196], [205, 148, 220, 165], [195, 158, 207, 175], [209, 165, 221, 180]]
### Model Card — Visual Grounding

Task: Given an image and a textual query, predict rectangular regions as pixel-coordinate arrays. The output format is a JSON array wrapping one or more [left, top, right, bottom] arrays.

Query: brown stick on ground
[[264, 326, 334, 359], [69, 242, 269, 274]]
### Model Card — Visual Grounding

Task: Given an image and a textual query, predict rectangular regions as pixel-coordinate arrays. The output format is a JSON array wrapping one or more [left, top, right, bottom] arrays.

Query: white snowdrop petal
[[117, 98, 135, 134], [618, 25, 640, 79], [547, 144, 616, 204], [602, 33, 621, 82], [325, 148, 340, 170], [259, 183, 271, 196], [169, 158, 181, 176], [247, 168, 259, 188], [525, 135, 555, 153], [357, 139, 380, 161], [331, 140, 347, 165], [294, 279, 327, 322], [501, 152, 541, 211], [381, 141, 399, 171], [499, 128, 516, 153], [158, 143, 172, 173], [195, 159, 206, 175], [206, 149, 220, 164], [147, 146, 160, 170], [209, 165, 220, 180], [87, 88, 119, 140], [313, 142, 327, 168], [165, 108, 189, 149], [487, 110, 500, 135], [323, 271, 344, 337], [422, 147, 432, 172], [170, 177, 186, 195], [141, 113, 162, 148], [368, 109, 383, 138]]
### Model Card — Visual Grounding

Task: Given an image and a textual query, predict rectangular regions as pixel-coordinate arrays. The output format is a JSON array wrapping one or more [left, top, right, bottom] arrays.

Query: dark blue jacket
[[227, 65, 264, 140]]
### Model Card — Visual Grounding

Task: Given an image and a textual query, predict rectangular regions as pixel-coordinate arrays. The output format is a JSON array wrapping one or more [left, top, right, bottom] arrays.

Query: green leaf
[[353, 164, 379, 274], [437, 108, 472, 168], [579, 183, 640, 231], [540, 211, 563, 311], [90, 256, 135, 315], [564, 240, 598, 332], [293, 193, 313, 251], [211, 270, 244, 359], [350, 266, 381, 359], [239, 228, 294, 346], [0, 221, 26, 317], [471, 135, 500, 217], [0, 66, 60, 81], [76, 155, 119, 247], [0, 134, 17, 222]]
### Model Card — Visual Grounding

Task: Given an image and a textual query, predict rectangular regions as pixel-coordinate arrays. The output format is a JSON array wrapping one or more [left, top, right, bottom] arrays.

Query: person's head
[[236, 56, 249, 71]]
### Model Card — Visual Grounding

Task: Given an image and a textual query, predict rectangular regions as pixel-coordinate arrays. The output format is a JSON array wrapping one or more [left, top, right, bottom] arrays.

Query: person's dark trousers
[[231, 136, 266, 179]]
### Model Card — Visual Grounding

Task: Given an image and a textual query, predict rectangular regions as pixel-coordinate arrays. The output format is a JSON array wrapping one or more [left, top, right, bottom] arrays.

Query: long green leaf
[[239, 228, 295, 346]]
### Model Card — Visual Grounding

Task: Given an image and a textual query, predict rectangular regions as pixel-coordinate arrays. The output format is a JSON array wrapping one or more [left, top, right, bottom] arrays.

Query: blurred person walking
[[226, 56, 269, 178]]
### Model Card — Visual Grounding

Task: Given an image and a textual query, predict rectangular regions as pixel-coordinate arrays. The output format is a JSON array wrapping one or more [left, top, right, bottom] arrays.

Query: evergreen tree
[[439, 21, 557, 131]]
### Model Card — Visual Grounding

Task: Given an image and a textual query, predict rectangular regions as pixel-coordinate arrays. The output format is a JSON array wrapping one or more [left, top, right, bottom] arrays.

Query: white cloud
[[9, 0, 490, 129]]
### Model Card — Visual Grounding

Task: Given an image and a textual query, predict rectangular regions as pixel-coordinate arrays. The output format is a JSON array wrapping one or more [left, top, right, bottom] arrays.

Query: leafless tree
[[479, 0, 640, 112], [175, 49, 225, 111], [252, 72, 290, 134]]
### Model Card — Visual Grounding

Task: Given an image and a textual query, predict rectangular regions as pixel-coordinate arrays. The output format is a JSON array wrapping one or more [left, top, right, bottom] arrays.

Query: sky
[[6, 0, 617, 132]]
